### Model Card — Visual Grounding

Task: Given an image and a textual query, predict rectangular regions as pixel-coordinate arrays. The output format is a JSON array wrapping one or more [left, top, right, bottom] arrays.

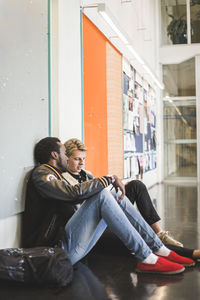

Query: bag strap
[[24, 255, 41, 284], [24, 254, 56, 285]]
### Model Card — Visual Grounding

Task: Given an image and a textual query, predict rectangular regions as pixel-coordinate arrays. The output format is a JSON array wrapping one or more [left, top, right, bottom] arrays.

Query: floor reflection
[[0, 262, 109, 300], [1, 183, 200, 300], [87, 183, 200, 300], [86, 251, 197, 300]]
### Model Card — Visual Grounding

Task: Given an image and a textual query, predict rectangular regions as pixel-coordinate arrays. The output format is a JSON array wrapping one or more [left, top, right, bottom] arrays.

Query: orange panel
[[82, 14, 108, 177]]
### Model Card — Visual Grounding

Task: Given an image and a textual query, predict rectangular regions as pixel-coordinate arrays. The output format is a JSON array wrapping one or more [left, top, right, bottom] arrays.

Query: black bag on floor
[[0, 247, 73, 287]]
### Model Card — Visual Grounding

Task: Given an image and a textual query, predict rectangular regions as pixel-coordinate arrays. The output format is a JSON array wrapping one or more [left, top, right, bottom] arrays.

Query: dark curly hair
[[34, 137, 61, 164]]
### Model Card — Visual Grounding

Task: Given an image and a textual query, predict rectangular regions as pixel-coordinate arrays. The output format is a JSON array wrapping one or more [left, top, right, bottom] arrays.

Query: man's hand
[[112, 175, 125, 202]]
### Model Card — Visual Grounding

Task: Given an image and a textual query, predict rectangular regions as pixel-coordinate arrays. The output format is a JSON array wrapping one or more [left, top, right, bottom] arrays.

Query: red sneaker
[[159, 251, 195, 267], [136, 256, 185, 274]]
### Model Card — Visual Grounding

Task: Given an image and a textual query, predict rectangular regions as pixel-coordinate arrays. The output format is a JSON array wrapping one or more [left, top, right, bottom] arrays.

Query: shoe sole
[[157, 255, 195, 268], [163, 242, 184, 247], [183, 262, 195, 267], [135, 267, 185, 275]]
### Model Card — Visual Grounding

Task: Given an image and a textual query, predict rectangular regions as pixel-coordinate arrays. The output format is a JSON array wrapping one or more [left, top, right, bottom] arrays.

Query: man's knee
[[126, 180, 147, 192], [95, 188, 113, 202], [84, 189, 113, 208]]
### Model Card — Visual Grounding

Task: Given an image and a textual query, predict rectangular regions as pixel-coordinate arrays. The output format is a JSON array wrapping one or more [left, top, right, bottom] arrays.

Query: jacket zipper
[[44, 214, 57, 239]]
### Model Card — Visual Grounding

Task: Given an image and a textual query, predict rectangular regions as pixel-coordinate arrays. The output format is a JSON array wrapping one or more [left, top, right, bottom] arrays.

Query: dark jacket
[[22, 164, 109, 248]]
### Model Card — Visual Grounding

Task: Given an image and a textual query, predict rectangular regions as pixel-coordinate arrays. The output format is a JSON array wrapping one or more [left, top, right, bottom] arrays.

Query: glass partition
[[164, 100, 196, 140], [190, 0, 200, 43], [163, 57, 197, 179], [164, 99, 197, 178], [163, 58, 195, 97], [161, 0, 187, 45]]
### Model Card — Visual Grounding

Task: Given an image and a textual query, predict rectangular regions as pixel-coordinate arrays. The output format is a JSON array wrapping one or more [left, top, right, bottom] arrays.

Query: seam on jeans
[[65, 196, 102, 253]]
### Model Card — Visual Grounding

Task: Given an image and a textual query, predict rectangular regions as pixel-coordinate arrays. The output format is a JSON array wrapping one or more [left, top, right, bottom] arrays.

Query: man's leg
[[64, 189, 193, 273], [64, 189, 160, 265], [125, 180, 160, 226], [125, 180, 183, 247], [110, 189, 194, 267]]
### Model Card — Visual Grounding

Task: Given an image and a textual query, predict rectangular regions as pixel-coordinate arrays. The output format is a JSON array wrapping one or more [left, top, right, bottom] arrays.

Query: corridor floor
[[1, 183, 200, 300]]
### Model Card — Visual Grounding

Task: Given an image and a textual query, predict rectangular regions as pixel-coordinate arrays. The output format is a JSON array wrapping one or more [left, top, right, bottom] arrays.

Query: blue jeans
[[63, 188, 163, 265]]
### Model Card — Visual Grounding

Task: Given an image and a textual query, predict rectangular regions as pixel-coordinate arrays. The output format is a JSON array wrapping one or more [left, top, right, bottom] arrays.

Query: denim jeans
[[63, 188, 163, 265]]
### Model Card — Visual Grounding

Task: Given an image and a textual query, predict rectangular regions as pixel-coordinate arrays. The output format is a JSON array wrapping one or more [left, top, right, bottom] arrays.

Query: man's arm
[[31, 165, 112, 204], [82, 171, 125, 201], [82, 171, 125, 202], [112, 175, 125, 202]]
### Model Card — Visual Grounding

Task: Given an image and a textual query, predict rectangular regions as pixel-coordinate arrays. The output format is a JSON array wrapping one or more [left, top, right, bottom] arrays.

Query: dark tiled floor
[[1, 183, 200, 300]]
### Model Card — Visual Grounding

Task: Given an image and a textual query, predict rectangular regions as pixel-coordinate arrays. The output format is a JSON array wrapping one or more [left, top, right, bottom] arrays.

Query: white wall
[[0, 215, 22, 249], [160, 44, 200, 65], [0, 0, 163, 248], [0, 0, 48, 248], [51, 0, 82, 142], [81, 0, 160, 76]]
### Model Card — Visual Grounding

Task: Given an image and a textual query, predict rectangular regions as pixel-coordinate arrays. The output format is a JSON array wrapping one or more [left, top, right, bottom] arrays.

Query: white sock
[[155, 245, 170, 257], [142, 253, 158, 264]]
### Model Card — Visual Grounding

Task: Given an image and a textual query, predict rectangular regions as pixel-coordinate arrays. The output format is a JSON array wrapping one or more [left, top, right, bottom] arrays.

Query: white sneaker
[[157, 231, 183, 247]]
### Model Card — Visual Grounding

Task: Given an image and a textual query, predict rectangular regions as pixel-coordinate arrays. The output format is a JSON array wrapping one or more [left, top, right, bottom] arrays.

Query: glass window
[[190, 0, 200, 43], [164, 142, 197, 177], [164, 100, 196, 141], [163, 99, 197, 178], [161, 0, 187, 45], [163, 58, 195, 97]]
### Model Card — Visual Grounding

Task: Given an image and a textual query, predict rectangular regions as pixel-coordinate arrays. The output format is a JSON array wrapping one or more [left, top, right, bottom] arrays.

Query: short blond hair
[[64, 138, 87, 157]]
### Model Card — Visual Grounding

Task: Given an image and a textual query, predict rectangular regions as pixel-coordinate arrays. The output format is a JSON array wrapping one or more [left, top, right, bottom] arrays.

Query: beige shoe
[[157, 231, 183, 247]]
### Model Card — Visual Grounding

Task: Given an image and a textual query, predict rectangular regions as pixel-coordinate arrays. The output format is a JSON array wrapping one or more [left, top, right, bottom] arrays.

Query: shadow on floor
[[1, 184, 200, 300]]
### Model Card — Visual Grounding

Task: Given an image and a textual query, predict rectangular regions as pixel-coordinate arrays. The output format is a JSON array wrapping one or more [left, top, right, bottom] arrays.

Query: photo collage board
[[123, 58, 157, 179]]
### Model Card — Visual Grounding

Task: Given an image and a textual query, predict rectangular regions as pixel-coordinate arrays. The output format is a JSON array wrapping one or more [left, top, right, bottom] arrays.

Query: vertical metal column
[[195, 55, 200, 247], [195, 56, 200, 183], [186, 0, 191, 45], [48, 0, 52, 136]]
